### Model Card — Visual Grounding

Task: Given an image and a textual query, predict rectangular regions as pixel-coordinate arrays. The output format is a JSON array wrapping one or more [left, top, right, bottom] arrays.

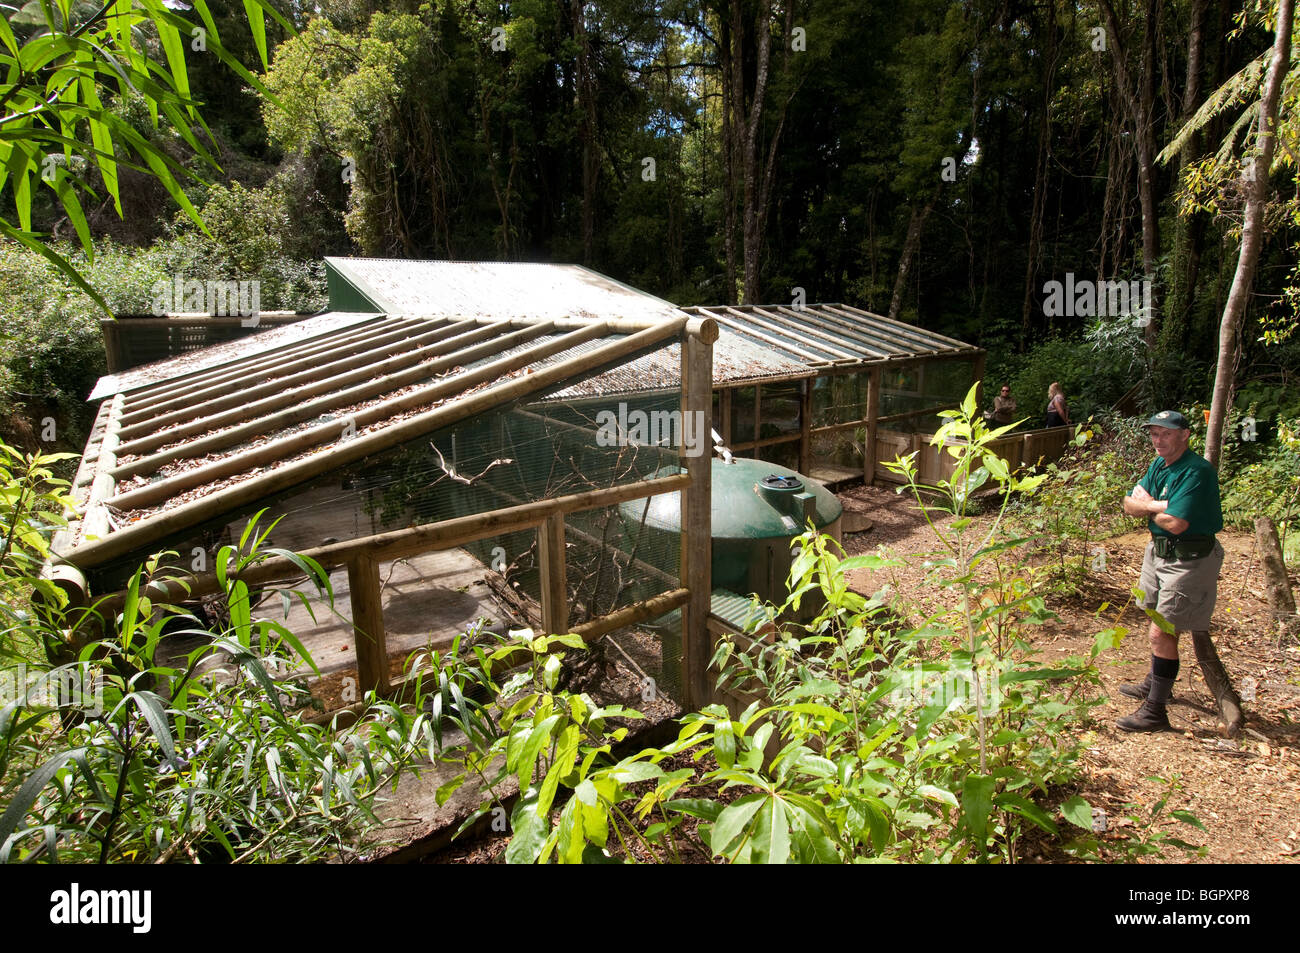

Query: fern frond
[[1159, 53, 1269, 164]]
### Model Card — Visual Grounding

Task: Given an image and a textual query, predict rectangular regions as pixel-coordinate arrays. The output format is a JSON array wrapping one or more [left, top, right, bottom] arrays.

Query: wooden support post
[[798, 379, 812, 476], [681, 329, 714, 710], [972, 350, 987, 409], [538, 513, 568, 635], [719, 388, 732, 447], [863, 366, 881, 484], [347, 554, 391, 695]]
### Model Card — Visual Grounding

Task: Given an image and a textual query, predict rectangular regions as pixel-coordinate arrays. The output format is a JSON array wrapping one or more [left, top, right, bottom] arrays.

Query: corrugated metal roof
[[542, 328, 811, 398], [686, 304, 979, 367], [326, 258, 685, 324]]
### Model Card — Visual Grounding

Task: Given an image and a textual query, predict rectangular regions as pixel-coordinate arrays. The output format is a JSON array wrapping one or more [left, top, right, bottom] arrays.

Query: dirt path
[[837, 484, 1300, 863]]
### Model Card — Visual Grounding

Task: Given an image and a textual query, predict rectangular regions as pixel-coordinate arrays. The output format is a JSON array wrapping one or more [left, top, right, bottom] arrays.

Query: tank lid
[[759, 474, 803, 491]]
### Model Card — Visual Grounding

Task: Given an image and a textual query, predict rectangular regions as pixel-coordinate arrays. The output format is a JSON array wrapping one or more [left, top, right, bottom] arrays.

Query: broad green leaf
[[536, 723, 580, 816], [664, 798, 722, 822], [917, 784, 959, 808], [1170, 809, 1207, 831], [506, 791, 549, 865], [711, 794, 765, 856], [837, 553, 904, 572], [961, 773, 996, 849], [749, 797, 791, 864], [713, 718, 735, 768], [1060, 795, 1094, 830], [516, 714, 561, 791], [607, 761, 664, 785], [789, 805, 841, 864], [995, 792, 1059, 834]]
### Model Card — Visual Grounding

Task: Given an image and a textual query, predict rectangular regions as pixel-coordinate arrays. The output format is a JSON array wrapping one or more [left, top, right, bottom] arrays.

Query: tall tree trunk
[[1100, 0, 1162, 348], [889, 200, 934, 321], [1170, 0, 1207, 338], [1205, 0, 1293, 467], [574, 3, 599, 266], [1019, 0, 1058, 349], [1256, 516, 1299, 639], [719, 0, 796, 306], [720, 13, 739, 305], [737, 0, 774, 304]]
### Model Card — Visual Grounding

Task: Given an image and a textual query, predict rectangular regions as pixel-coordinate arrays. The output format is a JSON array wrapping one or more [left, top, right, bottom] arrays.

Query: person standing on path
[[1118, 410, 1225, 732], [1045, 382, 1069, 428], [989, 384, 1018, 427]]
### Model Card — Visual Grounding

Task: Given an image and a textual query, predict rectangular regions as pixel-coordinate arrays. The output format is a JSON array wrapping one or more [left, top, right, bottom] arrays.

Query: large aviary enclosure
[[53, 266, 721, 716], [323, 261, 1043, 487], [686, 304, 989, 484]]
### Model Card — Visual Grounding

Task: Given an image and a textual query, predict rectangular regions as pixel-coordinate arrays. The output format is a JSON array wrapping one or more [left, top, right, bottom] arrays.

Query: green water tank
[[624, 457, 842, 604]]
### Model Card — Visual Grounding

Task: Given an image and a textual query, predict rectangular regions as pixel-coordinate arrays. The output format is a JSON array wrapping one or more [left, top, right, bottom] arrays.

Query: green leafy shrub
[[0, 226, 327, 448], [1014, 415, 1151, 586], [0, 461, 427, 863], [1221, 414, 1300, 562]]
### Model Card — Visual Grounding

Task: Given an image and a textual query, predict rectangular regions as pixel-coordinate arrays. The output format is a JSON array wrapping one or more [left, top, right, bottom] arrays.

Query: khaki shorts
[[1137, 539, 1224, 631]]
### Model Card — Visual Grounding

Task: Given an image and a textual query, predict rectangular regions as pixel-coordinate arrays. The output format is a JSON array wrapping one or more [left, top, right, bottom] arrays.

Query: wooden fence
[[873, 425, 1073, 484]]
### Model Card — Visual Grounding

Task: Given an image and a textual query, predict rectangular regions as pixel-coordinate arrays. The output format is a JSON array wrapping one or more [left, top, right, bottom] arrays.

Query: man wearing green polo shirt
[[1118, 410, 1224, 732]]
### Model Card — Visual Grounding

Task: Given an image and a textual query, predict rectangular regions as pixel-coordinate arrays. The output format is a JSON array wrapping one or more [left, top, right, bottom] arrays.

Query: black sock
[[1152, 655, 1179, 680]]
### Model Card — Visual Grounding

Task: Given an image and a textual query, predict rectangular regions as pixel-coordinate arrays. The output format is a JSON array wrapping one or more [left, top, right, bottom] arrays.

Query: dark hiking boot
[[1119, 673, 1151, 700], [1116, 699, 1171, 733]]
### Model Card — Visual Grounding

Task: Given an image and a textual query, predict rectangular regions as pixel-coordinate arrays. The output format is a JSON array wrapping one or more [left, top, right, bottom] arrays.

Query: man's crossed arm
[[1124, 483, 1190, 535]]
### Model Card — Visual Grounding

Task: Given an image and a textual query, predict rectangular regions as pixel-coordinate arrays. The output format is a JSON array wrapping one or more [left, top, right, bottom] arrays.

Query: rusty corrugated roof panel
[[686, 303, 980, 368], [327, 258, 685, 324], [533, 328, 812, 398]]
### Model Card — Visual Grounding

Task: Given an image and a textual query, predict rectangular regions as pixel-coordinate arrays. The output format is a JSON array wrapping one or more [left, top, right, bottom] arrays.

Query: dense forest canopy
[[2, 0, 1299, 446]]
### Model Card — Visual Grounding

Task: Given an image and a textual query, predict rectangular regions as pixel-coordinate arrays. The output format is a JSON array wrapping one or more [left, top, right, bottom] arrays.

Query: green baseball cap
[[1142, 410, 1190, 430]]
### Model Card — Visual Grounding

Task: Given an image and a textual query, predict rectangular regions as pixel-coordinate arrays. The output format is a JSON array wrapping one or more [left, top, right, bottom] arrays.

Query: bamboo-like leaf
[[50, 166, 92, 250], [0, 9, 20, 57], [153, 16, 190, 104], [129, 690, 181, 769], [0, 747, 87, 846], [242, 0, 268, 68]]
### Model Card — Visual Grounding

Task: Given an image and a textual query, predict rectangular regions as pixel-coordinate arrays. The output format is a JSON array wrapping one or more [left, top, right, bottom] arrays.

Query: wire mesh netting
[[88, 365, 693, 704], [879, 358, 977, 431], [811, 372, 866, 429]]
